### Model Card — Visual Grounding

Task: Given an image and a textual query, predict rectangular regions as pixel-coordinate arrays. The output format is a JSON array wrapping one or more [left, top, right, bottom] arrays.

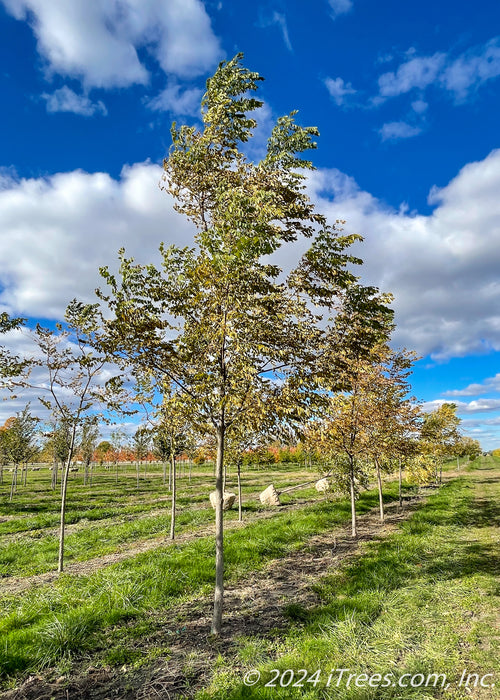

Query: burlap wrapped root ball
[[259, 484, 281, 506], [209, 491, 236, 510]]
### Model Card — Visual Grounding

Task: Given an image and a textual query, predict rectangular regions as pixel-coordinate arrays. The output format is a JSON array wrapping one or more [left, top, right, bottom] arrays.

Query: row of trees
[[0, 55, 481, 635]]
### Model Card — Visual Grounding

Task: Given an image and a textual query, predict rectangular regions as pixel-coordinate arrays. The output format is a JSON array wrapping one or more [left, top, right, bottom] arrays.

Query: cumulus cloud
[[378, 53, 446, 97], [444, 373, 500, 397], [2, 150, 500, 364], [377, 37, 500, 102], [0, 0, 222, 88], [327, 0, 353, 19], [0, 163, 194, 319], [146, 84, 203, 117], [421, 398, 500, 414], [42, 86, 107, 116], [379, 121, 422, 141], [304, 148, 500, 359], [324, 77, 356, 106]]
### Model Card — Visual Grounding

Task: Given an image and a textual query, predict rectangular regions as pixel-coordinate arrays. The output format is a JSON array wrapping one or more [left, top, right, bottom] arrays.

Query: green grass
[[0, 460, 319, 577], [0, 481, 403, 681], [197, 458, 499, 699]]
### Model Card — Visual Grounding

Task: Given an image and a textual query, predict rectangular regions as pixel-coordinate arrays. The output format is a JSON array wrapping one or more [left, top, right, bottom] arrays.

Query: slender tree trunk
[[189, 460, 192, 483], [9, 465, 18, 501], [237, 460, 242, 522], [0, 463, 3, 486], [144, 461, 147, 479], [115, 461, 118, 484], [170, 453, 176, 540], [58, 455, 72, 573], [375, 459, 384, 522], [23, 462, 28, 487], [211, 423, 225, 635], [456, 455, 460, 471], [137, 460, 140, 488], [349, 458, 357, 538], [168, 457, 172, 491], [398, 459, 403, 511], [51, 460, 57, 489], [439, 460, 443, 485], [162, 459, 167, 486]]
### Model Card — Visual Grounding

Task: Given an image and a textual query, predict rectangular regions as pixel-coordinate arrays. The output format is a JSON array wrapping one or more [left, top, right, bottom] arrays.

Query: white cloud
[[327, 0, 353, 19], [421, 398, 500, 414], [0, 0, 222, 88], [258, 12, 292, 52], [2, 150, 500, 364], [411, 99, 428, 114], [304, 148, 500, 359], [42, 86, 107, 116], [146, 84, 203, 117], [377, 38, 500, 102], [379, 121, 422, 141], [444, 373, 500, 397], [0, 163, 194, 319], [324, 77, 356, 106], [441, 38, 500, 101], [378, 53, 446, 97]]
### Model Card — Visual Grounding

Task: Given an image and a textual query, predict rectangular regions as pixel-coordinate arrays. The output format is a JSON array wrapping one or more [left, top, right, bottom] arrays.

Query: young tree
[[4, 406, 38, 500], [3, 325, 107, 572], [420, 403, 461, 483], [155, 390, 190, 540], [80, 417, 99, 486], [133, 425, 151, 486], [70, 55, 379, 635], [357, 346, 419, 522]]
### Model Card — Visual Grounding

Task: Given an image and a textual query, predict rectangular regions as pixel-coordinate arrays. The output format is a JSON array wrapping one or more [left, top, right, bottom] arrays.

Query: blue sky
[[0, 0, 500, 448]]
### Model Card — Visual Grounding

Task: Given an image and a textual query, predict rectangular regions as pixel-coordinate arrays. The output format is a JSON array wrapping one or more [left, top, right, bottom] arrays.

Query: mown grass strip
[[0, 482, 402, 681], [197, 460, 499, 699]]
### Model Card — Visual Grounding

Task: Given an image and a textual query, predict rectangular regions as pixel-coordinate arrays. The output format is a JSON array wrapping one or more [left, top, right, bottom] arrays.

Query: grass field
[[0, 457, 498, 699]]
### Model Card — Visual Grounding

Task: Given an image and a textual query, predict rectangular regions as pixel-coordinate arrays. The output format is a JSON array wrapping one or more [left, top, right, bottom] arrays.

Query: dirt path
[[0, 492, 428, 700]]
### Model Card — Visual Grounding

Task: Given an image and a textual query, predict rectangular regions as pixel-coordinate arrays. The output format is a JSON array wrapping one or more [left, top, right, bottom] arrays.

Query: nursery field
[[0, 457, 499, 699]]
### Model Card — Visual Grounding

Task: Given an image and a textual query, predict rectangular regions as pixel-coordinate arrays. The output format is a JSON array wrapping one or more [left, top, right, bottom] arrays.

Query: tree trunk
[[237, 460, 242, 522], [9, 465, 18, 501], [189, 460, 192, 483], [439, 460, 443, 485], [398, 459, 403, 511], [58, 456, 72, 573], [137, 460, 140, 488], [168, 457, 172, 491], [169, 453, 176, 540], [375, 459, 384, 522], [90, 462, 94, 488], [456, 455, 460, 471], [162, 459, 167, 486], [23, 462, 28, 487], [349, 458, 357, 538], [115, 461, 118, 484], [211, 424, 225, 635], [0, 463, 3, 486], [51, 460, 57, 489]]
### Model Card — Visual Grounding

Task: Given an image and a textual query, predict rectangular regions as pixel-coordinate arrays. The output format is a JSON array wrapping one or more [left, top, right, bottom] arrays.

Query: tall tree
[[70, 55, 377, 635]]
